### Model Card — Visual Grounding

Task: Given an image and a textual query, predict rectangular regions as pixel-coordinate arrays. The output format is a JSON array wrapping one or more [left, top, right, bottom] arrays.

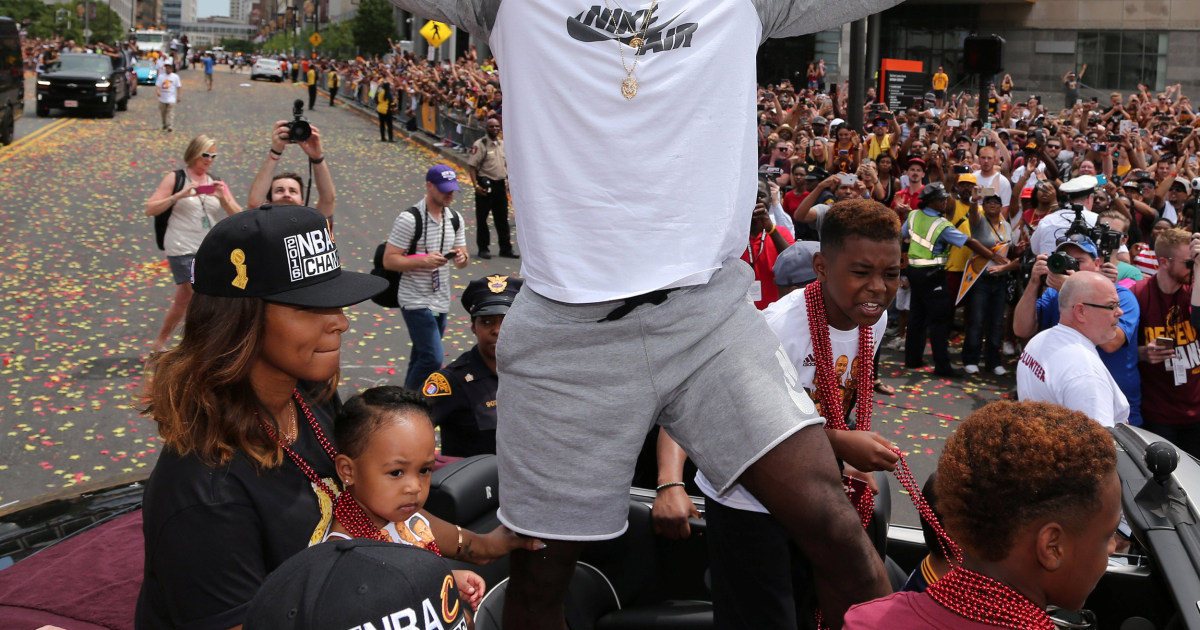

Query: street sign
[[308, 32, 322, 47], [879, 58, 926, 111], [420, 20, 451, 48]]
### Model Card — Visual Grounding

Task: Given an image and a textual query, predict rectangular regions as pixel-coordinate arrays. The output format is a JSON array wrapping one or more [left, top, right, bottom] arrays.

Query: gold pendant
[[628, 36, 644, 49], [621, 76, 638, 100]]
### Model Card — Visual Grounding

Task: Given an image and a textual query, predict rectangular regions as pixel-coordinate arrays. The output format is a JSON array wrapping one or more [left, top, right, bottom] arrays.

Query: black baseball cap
[[191, 204, 387, 308], [462, 274, 523, 318], [244, 539, 467, 630]]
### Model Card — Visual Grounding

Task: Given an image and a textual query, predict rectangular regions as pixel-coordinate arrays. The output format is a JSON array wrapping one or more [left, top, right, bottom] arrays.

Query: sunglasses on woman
[[201, 152, 218, 159]]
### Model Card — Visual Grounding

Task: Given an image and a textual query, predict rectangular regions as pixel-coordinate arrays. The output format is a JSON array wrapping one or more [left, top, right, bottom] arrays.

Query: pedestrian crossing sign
[[420, 20, 451, 48], [308, 32, 322, 47]]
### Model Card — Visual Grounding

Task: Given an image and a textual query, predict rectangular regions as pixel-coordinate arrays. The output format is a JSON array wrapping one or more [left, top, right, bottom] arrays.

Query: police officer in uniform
[[904, 182, 1009, 377], [421, 274, 523, 457], [467, 118, 518, 260]]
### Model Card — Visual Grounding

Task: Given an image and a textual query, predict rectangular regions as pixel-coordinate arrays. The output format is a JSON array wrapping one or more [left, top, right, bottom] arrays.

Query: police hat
[[919, 182, 951, 204], [461, 274, 523, 318], [1060, 175, 1098, 199]]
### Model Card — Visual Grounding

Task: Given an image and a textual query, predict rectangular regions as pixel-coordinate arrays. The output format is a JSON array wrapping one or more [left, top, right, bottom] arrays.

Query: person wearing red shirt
[[891, 157, 926, 221], [1134, 228, 1200, 455], [743, 182, 795, 309]]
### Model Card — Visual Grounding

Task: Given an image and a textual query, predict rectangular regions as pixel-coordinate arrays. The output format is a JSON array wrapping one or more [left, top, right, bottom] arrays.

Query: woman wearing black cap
[[136, 205, 537, 629]]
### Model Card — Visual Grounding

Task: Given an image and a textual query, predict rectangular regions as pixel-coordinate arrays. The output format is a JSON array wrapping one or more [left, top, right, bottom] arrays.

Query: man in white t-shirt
[[382, 165, 469, 390], [154, 62, 181, 133], [386, 2, 899, 627], [1018, 271, 1130, 426], [971, 144, 1011, 213]]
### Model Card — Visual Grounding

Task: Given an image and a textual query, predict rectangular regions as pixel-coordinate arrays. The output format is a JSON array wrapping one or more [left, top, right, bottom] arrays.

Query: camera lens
[[289, 120, 312, 143], [1047, 252, 1079, 275]]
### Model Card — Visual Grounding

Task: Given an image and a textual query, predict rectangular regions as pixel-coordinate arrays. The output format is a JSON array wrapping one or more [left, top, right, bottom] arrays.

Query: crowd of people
[[748, 72, 1200, 441], [28, 5, 1195, 629]]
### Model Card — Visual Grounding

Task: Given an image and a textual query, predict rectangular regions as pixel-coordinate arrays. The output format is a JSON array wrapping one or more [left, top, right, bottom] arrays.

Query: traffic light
[[963, 35, 1005, 76]]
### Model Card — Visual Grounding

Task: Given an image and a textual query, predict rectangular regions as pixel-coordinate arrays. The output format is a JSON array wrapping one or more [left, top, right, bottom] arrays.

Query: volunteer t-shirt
[[389, 0, 902, 302], [695, 288, 886, 511], [1017, 324, 1129, 426], [1133, 277, 1200, 425]]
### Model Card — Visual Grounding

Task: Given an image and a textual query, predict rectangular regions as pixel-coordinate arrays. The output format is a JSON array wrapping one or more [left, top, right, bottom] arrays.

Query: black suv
[[0, 17, 22, 144], [36, 53, 129, 118]]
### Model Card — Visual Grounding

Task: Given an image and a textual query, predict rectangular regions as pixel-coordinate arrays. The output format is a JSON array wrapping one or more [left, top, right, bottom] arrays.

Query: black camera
[[1047, 251, 1080, 274], [286, 99, 312, 143]]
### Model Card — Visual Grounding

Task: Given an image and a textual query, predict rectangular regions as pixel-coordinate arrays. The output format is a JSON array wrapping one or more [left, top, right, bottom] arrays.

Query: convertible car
[[133, 60, 158, 86], [0, 424, 1194, 629]]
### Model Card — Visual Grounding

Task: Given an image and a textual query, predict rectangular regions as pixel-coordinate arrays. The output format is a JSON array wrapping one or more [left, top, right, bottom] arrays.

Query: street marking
[[0, 118, 76, 164]]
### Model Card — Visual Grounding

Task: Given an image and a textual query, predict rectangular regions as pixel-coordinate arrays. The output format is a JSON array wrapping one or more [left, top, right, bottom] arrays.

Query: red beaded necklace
[[258, 390, 392, 543], [804, 281, 877, 527], [925, 567, 1055, 630]]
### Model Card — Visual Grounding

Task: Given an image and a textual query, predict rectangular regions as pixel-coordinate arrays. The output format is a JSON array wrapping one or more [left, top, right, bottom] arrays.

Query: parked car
[[133, 59, 158, 85], [0, 16, 23, 145], [250, 58, 284, 82], [0, 425, 1197, 629], [36, 53, 130, 118]]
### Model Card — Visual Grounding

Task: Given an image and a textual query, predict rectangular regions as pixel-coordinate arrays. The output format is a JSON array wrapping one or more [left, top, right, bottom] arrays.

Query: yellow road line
[[0, 118, 75, 164]]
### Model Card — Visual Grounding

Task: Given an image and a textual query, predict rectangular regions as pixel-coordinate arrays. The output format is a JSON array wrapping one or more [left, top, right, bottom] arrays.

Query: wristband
[[656, 481, 686, 493], [455, 525, 463, 557], [767, 225, 777, 235], [269, 148, 283, 156], [309, 155, 326, 164]]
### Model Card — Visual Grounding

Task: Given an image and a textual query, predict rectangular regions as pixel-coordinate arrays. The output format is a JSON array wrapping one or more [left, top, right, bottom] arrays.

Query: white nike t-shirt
[[390, 0, 902, 302]]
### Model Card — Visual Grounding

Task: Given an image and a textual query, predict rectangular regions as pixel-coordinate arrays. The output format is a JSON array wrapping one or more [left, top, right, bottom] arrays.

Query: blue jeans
[[401, 308, 447, 390], [962, 274, 1008, 369]]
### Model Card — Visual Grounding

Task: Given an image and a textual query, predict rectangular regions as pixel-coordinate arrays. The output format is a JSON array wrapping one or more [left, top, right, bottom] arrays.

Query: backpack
[[154, 170, 219, 250], [154, 169, 186, 250], [370, 206, 462, 308]]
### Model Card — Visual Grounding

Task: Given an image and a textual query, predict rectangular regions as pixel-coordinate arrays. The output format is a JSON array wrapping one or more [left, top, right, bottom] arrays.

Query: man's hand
[[1099, 261, 1120, 284], [296, 124, 324, 160], [768, 180, 782, 206], [1030, 253, 1051, 283], [751, 203, 773, 233], [270, 120, 291, 153], [830, 430, 899, 473], [651, 485, 701, 540], [1142, 340, 1177, 365]]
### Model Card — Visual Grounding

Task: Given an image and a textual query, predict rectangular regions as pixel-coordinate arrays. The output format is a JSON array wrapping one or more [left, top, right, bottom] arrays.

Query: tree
[[219, 38, 256, 55], [351, 0, 396, 57]]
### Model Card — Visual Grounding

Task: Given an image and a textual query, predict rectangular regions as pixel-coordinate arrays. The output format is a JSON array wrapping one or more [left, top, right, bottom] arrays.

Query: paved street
[[0, 68, 1014, 527]]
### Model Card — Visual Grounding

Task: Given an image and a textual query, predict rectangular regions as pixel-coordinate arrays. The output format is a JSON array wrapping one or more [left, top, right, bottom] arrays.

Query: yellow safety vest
[[908, 210, 952, 268]]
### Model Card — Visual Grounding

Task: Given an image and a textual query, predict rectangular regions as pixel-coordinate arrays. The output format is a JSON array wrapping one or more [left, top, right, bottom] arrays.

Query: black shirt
[[424, 346, 498, 457], [135, 387, 341, 630]]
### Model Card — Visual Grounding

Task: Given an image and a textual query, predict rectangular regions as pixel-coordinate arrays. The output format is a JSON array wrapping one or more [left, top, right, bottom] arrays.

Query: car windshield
[[135, 60, 154, 69], [137, 33, 164, 44], [53, 56, 112, 74]]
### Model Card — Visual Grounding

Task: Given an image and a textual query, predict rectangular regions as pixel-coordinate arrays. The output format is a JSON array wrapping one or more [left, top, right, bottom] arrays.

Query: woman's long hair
[[142, 293, 338, 469]]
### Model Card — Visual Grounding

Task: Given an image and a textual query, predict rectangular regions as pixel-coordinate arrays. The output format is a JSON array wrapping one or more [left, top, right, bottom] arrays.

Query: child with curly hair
[[325, 386, 486, 611], [845, 400, 1121, 629]]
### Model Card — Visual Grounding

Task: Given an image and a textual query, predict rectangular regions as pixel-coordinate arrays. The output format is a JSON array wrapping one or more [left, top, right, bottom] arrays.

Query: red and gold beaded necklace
[[258, 389, 431, 547], [804, 280, 877, 526], [925, 568, 1055, 630]]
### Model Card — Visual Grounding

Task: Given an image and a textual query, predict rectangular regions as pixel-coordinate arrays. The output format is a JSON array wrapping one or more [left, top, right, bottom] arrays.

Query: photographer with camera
[[248, 102, 336, 224], [1030, 176, 1101, 256], [1014, 226, 1141, 424]]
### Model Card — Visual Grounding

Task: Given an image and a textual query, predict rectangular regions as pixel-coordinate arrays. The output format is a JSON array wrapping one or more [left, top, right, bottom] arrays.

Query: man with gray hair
[[1018, 271, 1130, 426]]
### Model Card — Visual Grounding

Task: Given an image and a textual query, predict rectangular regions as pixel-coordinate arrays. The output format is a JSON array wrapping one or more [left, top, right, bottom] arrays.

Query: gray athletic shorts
[[167, 254, 195, 285], [495, 258, 824, 540]]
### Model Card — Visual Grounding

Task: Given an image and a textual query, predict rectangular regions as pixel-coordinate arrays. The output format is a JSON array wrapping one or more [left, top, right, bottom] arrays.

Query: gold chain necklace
[[281, 400, 298, 446], [601, 0, 658, 99]]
